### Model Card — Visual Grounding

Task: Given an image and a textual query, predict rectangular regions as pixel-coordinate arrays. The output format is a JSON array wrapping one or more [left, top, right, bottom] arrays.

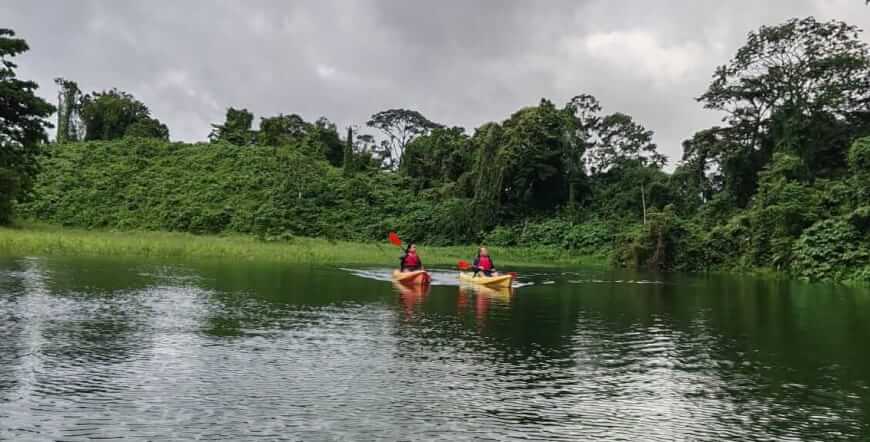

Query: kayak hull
[[459, 272, 513, 288], [460, 285, 512, 298], [392, 270, 431, 285]]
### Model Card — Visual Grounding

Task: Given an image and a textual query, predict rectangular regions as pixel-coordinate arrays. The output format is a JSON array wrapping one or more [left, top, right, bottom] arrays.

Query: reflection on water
[[0, 256, 869, 440]]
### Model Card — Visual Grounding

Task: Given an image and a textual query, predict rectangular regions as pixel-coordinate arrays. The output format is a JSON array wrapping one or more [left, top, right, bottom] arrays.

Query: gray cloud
[[3, 0, 869, 167]]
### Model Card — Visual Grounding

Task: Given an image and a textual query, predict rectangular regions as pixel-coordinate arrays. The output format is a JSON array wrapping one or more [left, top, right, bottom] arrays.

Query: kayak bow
[[392, 270, 431, 286]]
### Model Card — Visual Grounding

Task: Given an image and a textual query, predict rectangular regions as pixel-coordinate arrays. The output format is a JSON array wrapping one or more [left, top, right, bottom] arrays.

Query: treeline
[[2, 17, 869, 283]]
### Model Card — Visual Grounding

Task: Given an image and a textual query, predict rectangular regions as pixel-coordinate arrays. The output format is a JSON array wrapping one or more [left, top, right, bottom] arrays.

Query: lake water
[[1, 255, 868, 440]]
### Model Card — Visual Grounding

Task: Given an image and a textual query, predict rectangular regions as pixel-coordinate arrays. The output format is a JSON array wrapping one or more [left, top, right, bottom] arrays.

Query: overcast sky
[[3, 1, 869, 166]]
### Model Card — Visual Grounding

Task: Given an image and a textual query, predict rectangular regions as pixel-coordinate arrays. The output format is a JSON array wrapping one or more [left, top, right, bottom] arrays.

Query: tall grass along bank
[[0, 225, 607, 268]]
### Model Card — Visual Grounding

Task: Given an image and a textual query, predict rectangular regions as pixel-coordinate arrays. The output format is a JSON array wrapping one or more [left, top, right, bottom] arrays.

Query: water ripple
[[0, 259, 868, 440]]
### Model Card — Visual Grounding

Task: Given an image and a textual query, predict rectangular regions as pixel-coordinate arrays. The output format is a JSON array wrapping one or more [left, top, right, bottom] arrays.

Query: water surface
[[1, 256, 868, 440]]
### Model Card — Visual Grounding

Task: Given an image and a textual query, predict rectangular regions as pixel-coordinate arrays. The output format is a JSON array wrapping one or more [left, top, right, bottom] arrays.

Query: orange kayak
[[392, 270, 431, 285]]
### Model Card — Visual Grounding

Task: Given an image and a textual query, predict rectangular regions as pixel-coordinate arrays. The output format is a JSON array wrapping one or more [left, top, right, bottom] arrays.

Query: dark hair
[[404, 243, 416, 254]]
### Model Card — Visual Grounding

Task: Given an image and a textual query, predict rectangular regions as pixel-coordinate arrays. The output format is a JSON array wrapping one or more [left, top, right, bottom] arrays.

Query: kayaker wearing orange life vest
[[399, 243, 424, 272], [472, 247, 498, 277]]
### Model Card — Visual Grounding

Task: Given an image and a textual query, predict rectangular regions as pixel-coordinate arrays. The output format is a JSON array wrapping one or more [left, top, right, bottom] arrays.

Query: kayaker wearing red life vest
[[399, 243, 424, 272], [472, 247, 498, 277]]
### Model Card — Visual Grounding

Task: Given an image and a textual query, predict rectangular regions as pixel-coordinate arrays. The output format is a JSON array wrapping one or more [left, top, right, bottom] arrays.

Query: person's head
[[479, 246, 489, 257], [405, 243, 417, 254]]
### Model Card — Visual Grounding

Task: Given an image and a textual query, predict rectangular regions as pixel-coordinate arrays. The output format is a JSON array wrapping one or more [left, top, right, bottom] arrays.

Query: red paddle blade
[[508, 272, 518, 278], [458, 260, 470, 270], [388, 231, 402, 247]]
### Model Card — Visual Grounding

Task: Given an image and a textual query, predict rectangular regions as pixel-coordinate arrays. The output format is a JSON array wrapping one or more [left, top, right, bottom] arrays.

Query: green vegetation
[[2, 17, 869, 284], [0, 28, 55, 224], [0, 224, 605, 267]]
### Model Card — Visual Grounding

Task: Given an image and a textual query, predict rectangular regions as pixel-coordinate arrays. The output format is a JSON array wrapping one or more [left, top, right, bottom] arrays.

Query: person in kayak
[[399, 243, 424, 272], [472, 247, 498, 277]]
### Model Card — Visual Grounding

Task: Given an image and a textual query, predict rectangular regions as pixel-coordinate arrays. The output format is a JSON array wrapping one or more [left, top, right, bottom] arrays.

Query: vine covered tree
[[80, 88, 169, 141], [54, 77, 82, 143], [209, 107, 255, 145], [258, 113, 309, 147]]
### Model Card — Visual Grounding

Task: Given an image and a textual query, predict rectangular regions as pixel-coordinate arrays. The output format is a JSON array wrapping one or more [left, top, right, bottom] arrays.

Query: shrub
[[791, 218, 870, 283]]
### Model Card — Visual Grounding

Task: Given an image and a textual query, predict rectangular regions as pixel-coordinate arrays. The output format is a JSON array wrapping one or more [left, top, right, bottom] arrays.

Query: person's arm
[[399, 255, 406, 272]]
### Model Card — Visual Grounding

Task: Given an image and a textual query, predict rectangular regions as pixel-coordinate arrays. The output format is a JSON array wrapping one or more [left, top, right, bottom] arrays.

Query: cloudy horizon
[[4, 0, 869, 167]]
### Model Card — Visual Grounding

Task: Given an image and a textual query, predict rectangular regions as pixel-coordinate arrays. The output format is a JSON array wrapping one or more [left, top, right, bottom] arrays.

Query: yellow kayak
[[392, 270, 431, 285], [462, 285, 513, 298], [459, 272, 514, 288]]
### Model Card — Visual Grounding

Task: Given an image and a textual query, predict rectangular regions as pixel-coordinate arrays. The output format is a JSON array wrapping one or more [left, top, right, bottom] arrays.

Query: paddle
[[389, 231, 402, 247]]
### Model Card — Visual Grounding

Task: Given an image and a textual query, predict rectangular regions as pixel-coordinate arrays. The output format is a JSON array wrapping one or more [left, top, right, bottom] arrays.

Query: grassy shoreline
[[0, 224, 608, 268]]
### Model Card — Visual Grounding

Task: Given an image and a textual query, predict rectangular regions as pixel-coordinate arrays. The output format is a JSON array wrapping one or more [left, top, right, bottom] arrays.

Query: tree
[[343, 127, 354, 175], [258, 113, 309, 147], [302, 117, 344, 167], [350, 133, 381, 172], [587, 112, 665, 173], [54, 77, 82, 143], [400, 126, 470, 190], [746, 152, 822, 268], [80, 88, 169, 141], [588, 160, 674, 222], [0, 29, 54, 224], [209, 107, 255, 145], [497, 99, 572, 214], [124, 117, 169, 140], [679, 128, 729, 200], [849, 136, 870, 203], [699, 17, 870, 187], [562, 94, 600, 207], [366, 108, 442, 168], [470, 123, 506, 226]]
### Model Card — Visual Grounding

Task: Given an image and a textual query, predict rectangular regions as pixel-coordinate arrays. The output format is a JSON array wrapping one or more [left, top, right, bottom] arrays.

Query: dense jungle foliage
[[2, 17, 869, 283]]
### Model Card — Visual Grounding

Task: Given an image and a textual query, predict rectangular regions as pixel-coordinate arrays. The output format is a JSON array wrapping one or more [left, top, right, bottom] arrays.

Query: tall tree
[[562, 93, 665, 175], [209, 107, 255, 145], [343, 126, 354, 175], [54, 77, 82, 143], [589, 159, 674, 222], [678, 128, 726, 204], [80, 88, 169, 141], [498, 99, 572, 214], [303, 117, 344, 167], [470, 123, 507, 226], [587, 113, 665, 173], [562, 93, 665, 208], [0, 29, 54, 224], [400, 126, 470, 190], [699, 16, 870, 201], [258, 113, 309, 146], [366, 108, 442, 168], [562, 94, 600, 207], [124, 117, 169, 140]]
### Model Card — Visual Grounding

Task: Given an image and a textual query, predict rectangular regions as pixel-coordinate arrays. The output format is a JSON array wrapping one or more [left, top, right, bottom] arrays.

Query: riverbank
[[0, 224, 608, 268]]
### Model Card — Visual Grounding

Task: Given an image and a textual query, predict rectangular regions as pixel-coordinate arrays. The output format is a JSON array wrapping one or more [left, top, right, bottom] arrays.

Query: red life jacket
[[403, 253, 420, 268], [478, 255, 493, 271]]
